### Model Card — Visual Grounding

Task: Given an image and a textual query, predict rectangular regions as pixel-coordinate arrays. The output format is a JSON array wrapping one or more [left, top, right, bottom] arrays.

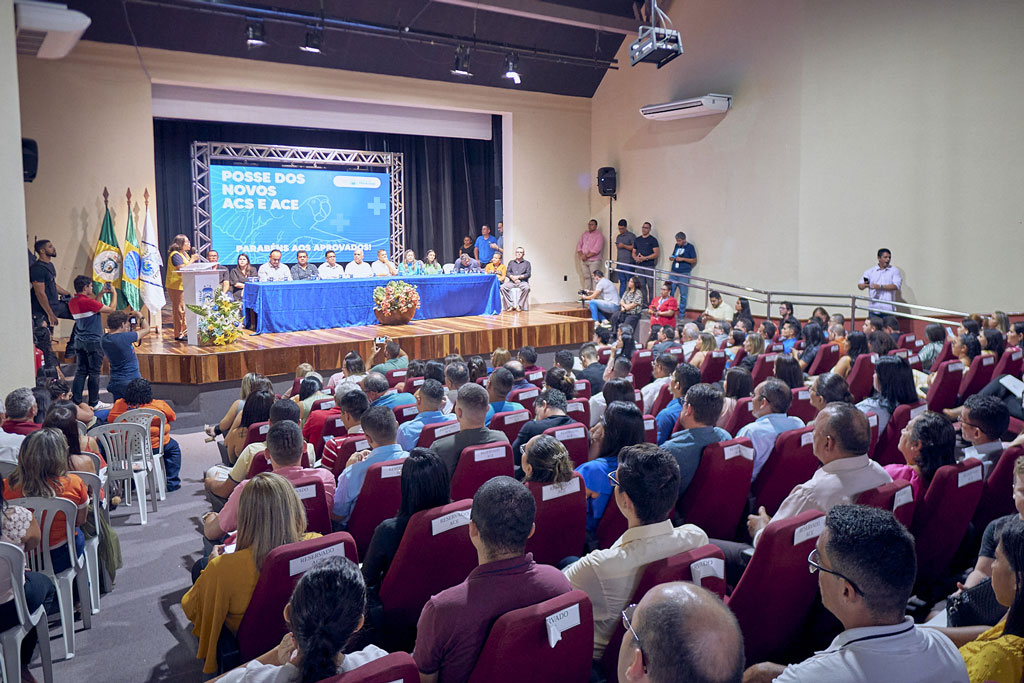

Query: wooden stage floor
[[138, 303, 593, 385]]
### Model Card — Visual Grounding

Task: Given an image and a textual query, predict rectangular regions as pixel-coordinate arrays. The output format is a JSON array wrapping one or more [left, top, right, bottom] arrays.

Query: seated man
[[641, 353, 679, 415], [396, 379, 450, 451], [699, 290, 732, 332], [413, 477, 571, 682], [518, 346, 544, 378], [679, 322, 701, 357], [320, 389, 368, 472], [618, 582, 744, 683], [590, 371, 635, 428], [317, 249, 345, 279], [371, 249, 398, 276], [369, 338, 409, 375], [504, 360, 533, 394], [2, 388, 41, 435], [483, 253, 505, 281], [500, 246, 531, 311], [744, 506, 968, 683], [332, 406, 408, 524], [302, 383, 347, 448], [362, 372, 416, 410], [649, 325, 677, 354], [257, 249, 292, 281], [758, 320, 777, 345], [442, 361, 469, 415], [289, 250, 319, 280], [712, 320, 733, 348], [738, 378, 805, 480], [343, 248, 374, 278], [485, 367, 524, 426], [454, 252, 480, 273], [656, 363, 701, 444], [662, 383, 731, 499], [957, 394, 1010, 479], [511, 389, 575, 467], [780, 320, 801, 354], [564, 443, 709, 661], [553, 349, 576, 379], [204, 420, 336, 539], [581, 270, 620, 323], [430, 383, 509, 478], [577, 343, 607, 394]]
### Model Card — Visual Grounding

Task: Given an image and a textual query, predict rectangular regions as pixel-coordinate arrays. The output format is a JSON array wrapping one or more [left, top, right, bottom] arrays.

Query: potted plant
[[186, 288, 245, 346], [373, 280, 421, 325]]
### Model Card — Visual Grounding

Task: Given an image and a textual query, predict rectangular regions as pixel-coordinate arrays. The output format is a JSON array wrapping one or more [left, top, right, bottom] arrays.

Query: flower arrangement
[[186, 289, 245, 346], [373, 280, 421, 316]]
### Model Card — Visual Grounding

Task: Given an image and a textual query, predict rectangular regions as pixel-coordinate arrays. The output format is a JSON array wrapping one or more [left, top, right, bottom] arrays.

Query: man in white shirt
[[582, 270, 620, 323], [257, 249, 292, 282], [679, 322, 700, 358], [318, 250, 346, 279], [344, 248, 374, 278], [857, 248, 902, 313], [589, 371, 634, 428], [371, 249, 397, 276], [744, 505, 968, 683], [699, 290, 732, 332], [564, 443, 708, 661], [739, 378, 805, 480], [640, 353, 678, 415]]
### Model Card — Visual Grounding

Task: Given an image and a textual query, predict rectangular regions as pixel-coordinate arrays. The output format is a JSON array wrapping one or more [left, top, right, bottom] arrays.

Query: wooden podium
[[178, 262, 227, 346]]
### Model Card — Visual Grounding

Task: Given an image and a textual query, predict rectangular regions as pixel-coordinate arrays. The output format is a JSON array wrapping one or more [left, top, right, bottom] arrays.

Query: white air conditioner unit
[[640, 94, 732, 121], [15, 1, 91, 59]]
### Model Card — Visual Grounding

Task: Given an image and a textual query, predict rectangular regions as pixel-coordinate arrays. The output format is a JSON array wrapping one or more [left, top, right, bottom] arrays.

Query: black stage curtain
[[153, 118, 500, 265]]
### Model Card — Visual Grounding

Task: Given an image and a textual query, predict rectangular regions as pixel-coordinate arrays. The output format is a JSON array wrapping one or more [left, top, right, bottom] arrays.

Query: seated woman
[[915, 324, 947, 373], [858, 355, 917, 434], [737, 332, 764, 374], [4, 429, 88, 574], [41, 377, 94, 426], [361, 449, 450, 591], [206, 372, 265, 442], [490, 347, 511, 373], [957, 518, 1024, 683], [724, 329, 746, 366], [989, 310, 1011, 335], [830, 330, 869, 378], [184, 472, 313, 675], [394, 360, 425, 394], [421, 250, 443, 275], [521, 434, 574, 485], [326, 352, 366, 393], [467, 356, 488, 384], [648, 282, 679, 330], [484, 253, 506, 281], [732, 297, 754, 331], [808, 372, 854, 411], [793, 321, 825, 373], [981, 328, 1005, 359], [282, 363, 313, 399], [544, 366, 576, 400], [42, 402, 100, 474], [1007, 323, 1024, 353], [224, 390, 275, 463], [577, 401, 645, 533], [227, 253, 256, 302], [916, 333, 980, 399], [717, 367, 753, 430], [688, 333, 717, 368], [294, 376, 325, 426], [773, 355, 804, 390], [213, 557, 388, 682], [884, 411, 956, 500], [809, 306, 830, 328], [610, 277, 643, 335], [108, 377, 183, 492], [961, 456, 1024, 596], [397, 249, 423, 276]]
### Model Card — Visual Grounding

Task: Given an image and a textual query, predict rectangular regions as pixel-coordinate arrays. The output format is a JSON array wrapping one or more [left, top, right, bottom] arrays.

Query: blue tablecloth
[[242, 274, 502, 333]]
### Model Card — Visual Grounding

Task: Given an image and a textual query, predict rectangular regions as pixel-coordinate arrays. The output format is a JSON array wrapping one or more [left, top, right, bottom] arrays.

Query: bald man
[[618, 582, 744, 683]]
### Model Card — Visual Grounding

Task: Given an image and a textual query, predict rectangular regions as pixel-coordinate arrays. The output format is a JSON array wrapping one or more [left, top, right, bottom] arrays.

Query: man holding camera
[[580, 270, 621, 323], [69, 276, 117, 409], [102, 309, 151, 402]]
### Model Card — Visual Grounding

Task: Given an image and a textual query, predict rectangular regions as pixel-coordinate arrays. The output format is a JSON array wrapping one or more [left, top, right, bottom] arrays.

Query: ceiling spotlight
[[451, 45, 472, 77], [245, 20, 265, 48], [503, 53, 521, 85], [299, 29, 322, 54]]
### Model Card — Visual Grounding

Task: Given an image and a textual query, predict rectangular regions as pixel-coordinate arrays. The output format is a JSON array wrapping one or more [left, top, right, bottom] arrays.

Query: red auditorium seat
[[856, 480, 916, 529], [650, 383, 673, 417], [675, 438, 754, 539], [749, 352, 778, 386], [598, 347, 612, 365], [565, 398, 591, 429], [907, 353, 923, 373], [509, 386, 540, 414], [787, 386, 817, 424], [911, 460, 984, 589], [846, 352, 877, 402], [309, 397, 335, 413], [318, 415, 348, 458], [931, 340, 955, 368], [630, 349, 655, 388], [384, 368, 408, 388], [242, 420, 270, 448], [595, 492, 628, 550], [972, 446, 1024, 533], [722, 397, 756, 436], [323, 434, 371, 477], [290, 474, 333, 535], [346, 459, 405, 557], [525, 473, 587, 565], [726, 510, 825, 665], [290, 377, 302, 396], [525, 366, 546, 388], [573, 378, 592, 400], [925, 360, 964, 413], [490, 409, 531, 444], [700, 350, 727, 384], [416, 419, 460, 448], [897, 333, 918, 350], [872, 401, 925, 467], [475, 376, 489, 387], [450, 442, 514, 500], [751, 426, 819, 517], [807, 343, 840, 376], [543, 422, 589, 467], [633, 389, 644, 411], [865, 411, 880, 459], [469, 591, 594, 683], [992, 348, 1024, 381], [393, 403, 419, 425], [406, 376, 425, 391], [888, 348, 909, 360], [958, 353, 996, 403], [732, 347, 747, 368], [643, 415, 657, 444], [246, 448, 311, 478], [323, 652, 419, 683]]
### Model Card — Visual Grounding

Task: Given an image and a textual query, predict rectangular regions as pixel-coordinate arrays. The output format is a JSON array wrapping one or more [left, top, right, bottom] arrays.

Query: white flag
[[139, 206, 166, 314]]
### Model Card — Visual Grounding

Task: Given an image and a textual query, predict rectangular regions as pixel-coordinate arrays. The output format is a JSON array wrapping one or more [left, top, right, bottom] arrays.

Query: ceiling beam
[[429, 0, 639, 36]]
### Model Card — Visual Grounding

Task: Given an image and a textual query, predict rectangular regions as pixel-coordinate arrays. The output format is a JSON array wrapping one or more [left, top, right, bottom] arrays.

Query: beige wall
[[18, 42, 591, 305], [591, 0, 1024, 315]]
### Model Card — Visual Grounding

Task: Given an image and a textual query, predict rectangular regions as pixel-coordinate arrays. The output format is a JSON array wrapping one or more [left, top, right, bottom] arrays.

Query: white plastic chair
[[0, 541, 53, 683], [70, 471, 102, 615], [80, 451, 107, 492], [76, 421, 88, 439], [115, 408, 168, 500], [88, 423, 156, 524], [9, 497, 92, 661], [443, 263, 456, 274]]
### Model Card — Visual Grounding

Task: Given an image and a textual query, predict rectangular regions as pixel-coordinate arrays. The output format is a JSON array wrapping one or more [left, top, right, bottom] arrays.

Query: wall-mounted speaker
[[22, 138, 38, 182], [597, 167, 616, 197]]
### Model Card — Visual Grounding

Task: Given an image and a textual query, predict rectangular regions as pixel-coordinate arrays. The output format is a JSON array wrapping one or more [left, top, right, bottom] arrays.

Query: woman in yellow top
[[484, 253, 506, 282], [182, 472, 316, 674], [165, 233, 195, 341], [959, 518, 1024, 683]]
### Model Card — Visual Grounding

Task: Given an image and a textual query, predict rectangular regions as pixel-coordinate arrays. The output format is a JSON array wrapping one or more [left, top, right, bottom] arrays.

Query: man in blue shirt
[[396, 379, 450, 451], [485, 367, 524, 426], [474, 224, 498, 264], [362, 372, 416, 410], [101, 310, 151, 401], [662, 384, 732, 500], [332, 405, 409, 523], [738, 377, 804, 479], [504, 361, 533, 394], [669, 231, 697, 312], [656, 363, 701, 444], [780, 321, 801, 355], [494, 221, 504, 257]]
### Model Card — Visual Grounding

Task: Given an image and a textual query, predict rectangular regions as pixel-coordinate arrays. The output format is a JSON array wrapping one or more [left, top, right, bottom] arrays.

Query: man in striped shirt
[[68, 275, 116, 409]]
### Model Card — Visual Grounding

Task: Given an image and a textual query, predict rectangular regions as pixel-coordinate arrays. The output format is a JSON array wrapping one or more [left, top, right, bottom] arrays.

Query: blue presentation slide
[[209, 163, 391, 265]]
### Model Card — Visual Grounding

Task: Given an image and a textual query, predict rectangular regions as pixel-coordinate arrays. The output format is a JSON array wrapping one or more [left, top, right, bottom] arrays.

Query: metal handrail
[[606, 260, 969, 329]]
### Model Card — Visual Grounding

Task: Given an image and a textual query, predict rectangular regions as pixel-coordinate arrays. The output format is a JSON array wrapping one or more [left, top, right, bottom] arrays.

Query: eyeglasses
[[621, 604, 647, 672], [607, 468, 620, 489], [808, 548, 863, 595]]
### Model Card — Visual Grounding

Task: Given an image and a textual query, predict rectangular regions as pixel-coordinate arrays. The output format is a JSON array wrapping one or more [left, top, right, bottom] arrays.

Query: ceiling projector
[[630, 25, 683, 68]]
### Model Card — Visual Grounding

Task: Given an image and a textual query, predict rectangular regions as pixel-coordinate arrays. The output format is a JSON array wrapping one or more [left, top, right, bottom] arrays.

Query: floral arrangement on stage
[[373, 280, 421, 325], [186, 289, 244, 345]]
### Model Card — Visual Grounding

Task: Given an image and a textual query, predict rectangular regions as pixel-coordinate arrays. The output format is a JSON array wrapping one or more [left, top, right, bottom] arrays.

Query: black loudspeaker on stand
[[597, 167, 617, 277]]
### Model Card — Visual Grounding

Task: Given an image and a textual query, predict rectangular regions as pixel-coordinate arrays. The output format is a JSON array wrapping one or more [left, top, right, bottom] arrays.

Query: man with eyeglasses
[[744, 505, 967, 682], [737, 378, 804, 480], [618, 582, 744, 683], [563, 443, 708, 661], [956, 394, 1010, 479]]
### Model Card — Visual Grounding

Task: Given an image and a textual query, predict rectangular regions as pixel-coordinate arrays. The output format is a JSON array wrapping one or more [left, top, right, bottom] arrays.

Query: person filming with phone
[[369, 336, 409, 375], [857, 248, 902, 313], [102, 309, 151, 402]]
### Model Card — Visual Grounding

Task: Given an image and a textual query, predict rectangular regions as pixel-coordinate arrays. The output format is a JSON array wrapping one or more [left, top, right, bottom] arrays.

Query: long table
[[242, 273, 503, 333]]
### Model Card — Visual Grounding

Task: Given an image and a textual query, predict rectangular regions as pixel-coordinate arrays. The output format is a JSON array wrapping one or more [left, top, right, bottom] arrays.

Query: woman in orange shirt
[[107, 377, 182, 492]]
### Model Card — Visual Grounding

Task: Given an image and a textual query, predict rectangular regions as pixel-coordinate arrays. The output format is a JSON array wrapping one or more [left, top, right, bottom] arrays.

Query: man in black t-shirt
[[29, 239, 74, 366], [632, 221, 660, 305]]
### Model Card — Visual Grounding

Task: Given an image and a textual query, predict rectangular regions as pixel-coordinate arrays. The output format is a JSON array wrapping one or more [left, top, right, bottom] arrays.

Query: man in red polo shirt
[[301, 384, 346, 453], [2, 388, 42, 435], [68, 275, 116, 409]]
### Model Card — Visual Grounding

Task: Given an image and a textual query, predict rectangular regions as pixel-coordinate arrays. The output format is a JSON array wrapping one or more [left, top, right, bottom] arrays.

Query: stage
[[136, 303, 592, 385]]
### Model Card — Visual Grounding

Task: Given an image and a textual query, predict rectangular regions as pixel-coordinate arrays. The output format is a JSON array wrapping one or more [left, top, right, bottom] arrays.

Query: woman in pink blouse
[[884, 411, 957, 501]]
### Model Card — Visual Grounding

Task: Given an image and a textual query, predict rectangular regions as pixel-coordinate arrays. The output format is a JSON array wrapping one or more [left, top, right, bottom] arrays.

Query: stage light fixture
[[451, 45, 472, 77], [503, 53, 521, 85], [299, 29, 322, 53], [245, 20, 266, 48]]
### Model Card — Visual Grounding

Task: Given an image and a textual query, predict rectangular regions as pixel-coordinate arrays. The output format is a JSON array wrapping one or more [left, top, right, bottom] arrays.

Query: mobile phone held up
[[375, 336, 387, 345]]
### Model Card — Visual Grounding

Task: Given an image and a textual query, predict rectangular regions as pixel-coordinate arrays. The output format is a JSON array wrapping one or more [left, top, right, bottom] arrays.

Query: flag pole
[[126, 188, 133, 312], [144, 188, 161, 332]]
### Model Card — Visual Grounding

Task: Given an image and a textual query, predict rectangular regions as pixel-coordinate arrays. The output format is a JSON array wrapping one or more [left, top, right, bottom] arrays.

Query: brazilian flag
[[122, 208, 142, 311], [92, 203, 122, 307]]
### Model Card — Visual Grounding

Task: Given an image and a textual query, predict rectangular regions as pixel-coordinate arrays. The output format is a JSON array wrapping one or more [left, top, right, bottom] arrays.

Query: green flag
[[122, 208, 143, 311], [92, 204, 122, 307]]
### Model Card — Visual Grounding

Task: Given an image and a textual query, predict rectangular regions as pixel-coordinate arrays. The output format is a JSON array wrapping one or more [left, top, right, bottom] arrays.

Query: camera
[[577, 289, 588, 295], [129, 315, 139, 331]]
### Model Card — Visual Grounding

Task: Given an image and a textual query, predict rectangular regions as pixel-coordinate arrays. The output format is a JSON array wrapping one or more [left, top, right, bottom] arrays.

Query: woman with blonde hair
[[490, 347, 511, 372], [688, 333, 717, 368], [737, 332, 765, 373], [184, 472, 314, 674], [397, 249, 423, 276], [282, 363, 314, 399], [206, 372, 266, 442]]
